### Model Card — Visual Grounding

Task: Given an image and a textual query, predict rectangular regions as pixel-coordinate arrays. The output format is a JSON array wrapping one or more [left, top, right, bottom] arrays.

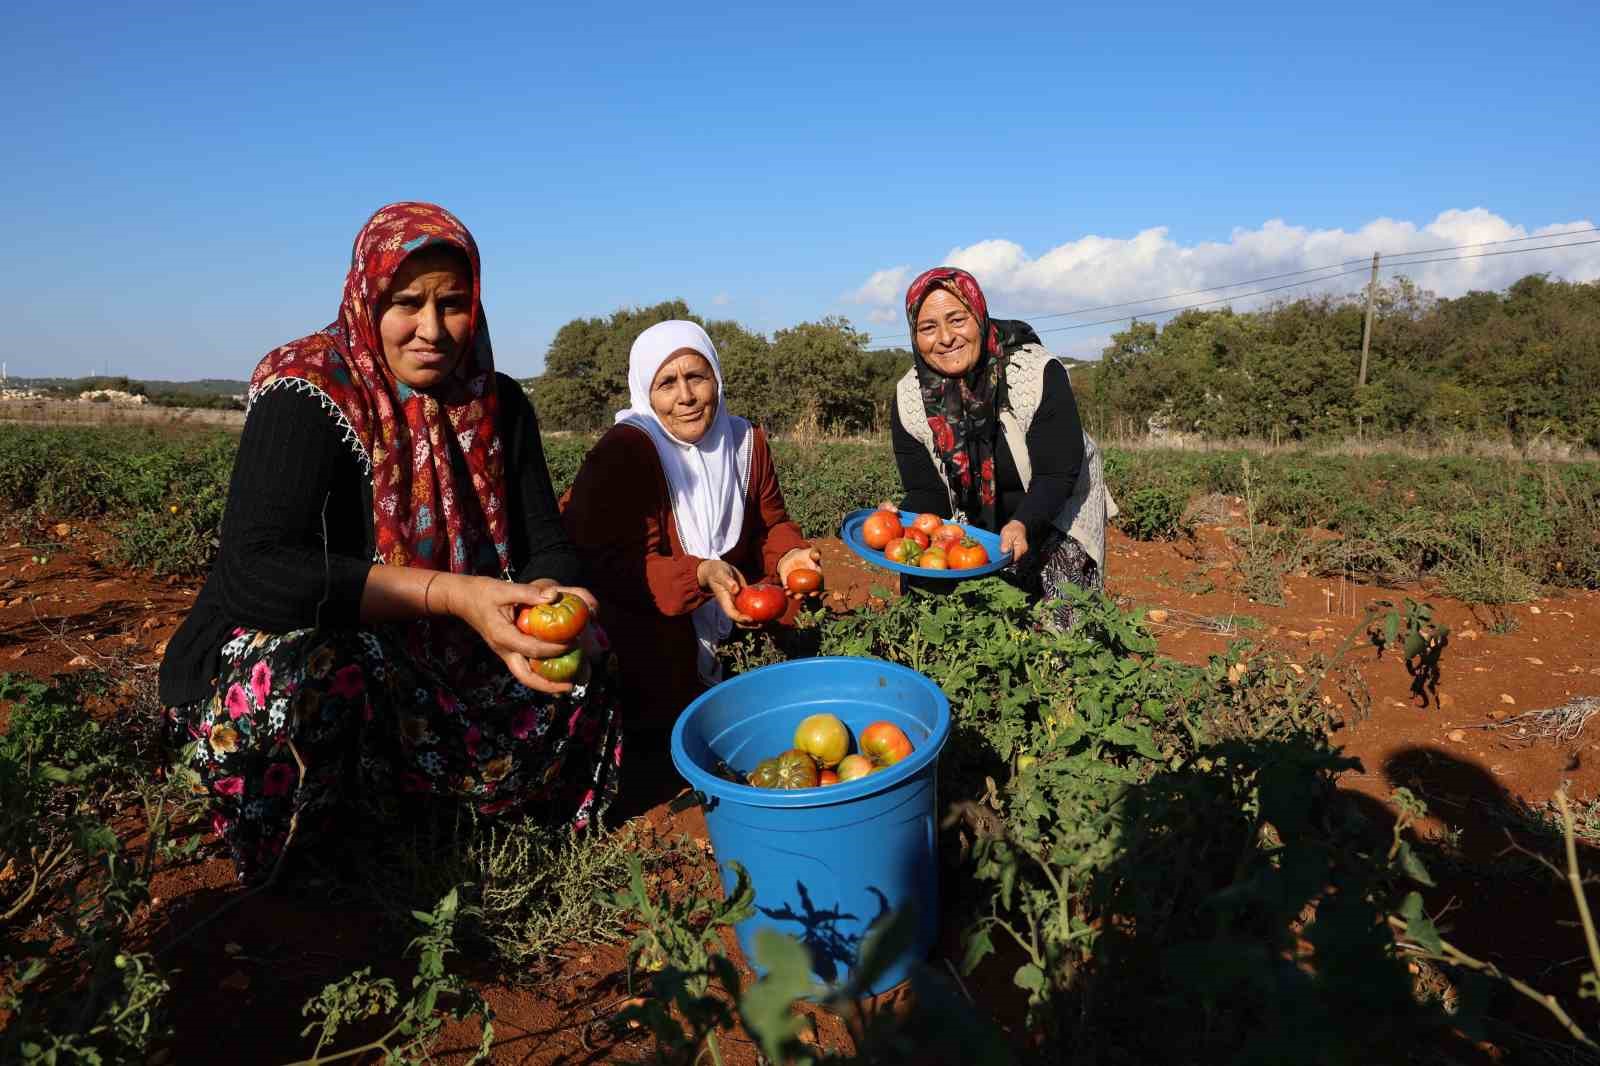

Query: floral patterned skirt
[[1009, 527, 1102, 630], [167, 626, 622, 883]]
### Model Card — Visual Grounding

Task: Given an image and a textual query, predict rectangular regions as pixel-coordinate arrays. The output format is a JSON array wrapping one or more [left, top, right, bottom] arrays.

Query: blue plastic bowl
[[838, 508, 1012, 579], [669, 656, 950, 993]]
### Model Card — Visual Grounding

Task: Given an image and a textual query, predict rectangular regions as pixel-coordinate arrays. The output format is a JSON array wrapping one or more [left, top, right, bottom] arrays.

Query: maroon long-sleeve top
[[560, 423, 808, 729]]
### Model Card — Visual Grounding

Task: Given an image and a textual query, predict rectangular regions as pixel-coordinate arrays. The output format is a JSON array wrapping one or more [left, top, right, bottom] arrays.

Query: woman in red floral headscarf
[[884, 267, 1117, 627], [160, 203, 620, 883]]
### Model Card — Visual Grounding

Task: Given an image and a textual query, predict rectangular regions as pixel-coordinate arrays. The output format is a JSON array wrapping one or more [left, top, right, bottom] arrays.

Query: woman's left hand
[[999, 520, 1029, 560], [777, 547, 823, 599]]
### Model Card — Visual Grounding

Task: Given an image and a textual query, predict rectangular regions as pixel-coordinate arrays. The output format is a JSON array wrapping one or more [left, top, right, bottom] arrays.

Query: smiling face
[[649, 349, 720, 444], [377, 246, 474, 390], [914, 287, 984, 377]]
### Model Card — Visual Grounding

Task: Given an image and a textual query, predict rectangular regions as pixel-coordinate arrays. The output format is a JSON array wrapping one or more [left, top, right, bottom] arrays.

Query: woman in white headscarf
[[561, 320, 822, 731]]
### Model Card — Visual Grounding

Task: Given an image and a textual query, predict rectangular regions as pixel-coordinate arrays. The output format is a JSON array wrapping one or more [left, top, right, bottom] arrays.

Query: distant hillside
[[7, 376, 248, 396]]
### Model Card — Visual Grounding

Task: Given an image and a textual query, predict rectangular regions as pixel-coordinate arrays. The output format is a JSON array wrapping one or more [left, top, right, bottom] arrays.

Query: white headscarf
[[615, 320, 753, 684]]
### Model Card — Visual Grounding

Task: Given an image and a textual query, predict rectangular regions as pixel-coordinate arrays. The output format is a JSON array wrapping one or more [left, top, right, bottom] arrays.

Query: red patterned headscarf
[[904, 266, 1008, 529], [248, 202, 511, 579]]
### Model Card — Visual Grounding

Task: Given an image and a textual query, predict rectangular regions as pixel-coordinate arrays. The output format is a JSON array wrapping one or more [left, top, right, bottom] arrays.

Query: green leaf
[[1398, 892, 1443, 955], [1393, 840, 1435, 887], [1013, 962, 1046, 995], [849, 908, 917, 995], [740, 932, 817, 1062], [960, 927, 996, 976]]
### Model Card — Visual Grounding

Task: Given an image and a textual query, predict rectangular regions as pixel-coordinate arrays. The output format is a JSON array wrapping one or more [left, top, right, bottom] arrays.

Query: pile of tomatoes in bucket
[[861, 510, 990, 570], [745, 712, 915, 789]]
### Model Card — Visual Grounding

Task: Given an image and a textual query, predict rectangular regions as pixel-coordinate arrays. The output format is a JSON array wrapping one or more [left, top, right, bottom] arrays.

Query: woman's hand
[[777, 547, 823, 600], [697, 559, 756, 627], [999, 520, 1029, 560], [435, 574, 596, 695]]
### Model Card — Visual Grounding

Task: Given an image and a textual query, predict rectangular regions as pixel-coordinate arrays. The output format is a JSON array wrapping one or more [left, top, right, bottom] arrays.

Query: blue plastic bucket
[[669, 656, 950, 994]]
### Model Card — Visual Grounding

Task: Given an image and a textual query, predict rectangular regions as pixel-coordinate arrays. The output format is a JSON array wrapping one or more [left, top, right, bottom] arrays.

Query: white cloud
[[711, 291, 732, 307], [850, 209, 1600, 357]]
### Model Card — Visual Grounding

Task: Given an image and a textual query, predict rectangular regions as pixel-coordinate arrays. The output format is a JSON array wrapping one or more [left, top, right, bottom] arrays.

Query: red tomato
[[918, 547, 949, 570], [862, 511, 903, 550], [516, 593, 590, 642], [786, 567, 822, 594], [734, 583, 786, 622], [932, 523, 965, 549], [947, 538, 990, 569], [793, 713, 849, 767], [912, 512, 942, 536], [819, 769, 840, 785], [906, 527, 931, 550], [883, 537, 922, 565], [835, 754, 875, 781], [861, 721, 914, 766]]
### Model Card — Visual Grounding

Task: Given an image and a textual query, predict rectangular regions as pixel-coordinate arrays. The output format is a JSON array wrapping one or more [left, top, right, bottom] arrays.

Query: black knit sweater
[[158, 374, 580, 707], [891, 358, 1085, 543]]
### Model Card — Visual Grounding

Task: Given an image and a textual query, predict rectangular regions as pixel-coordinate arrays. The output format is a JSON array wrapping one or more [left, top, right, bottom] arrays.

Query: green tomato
[[536, 648, 584, 683]]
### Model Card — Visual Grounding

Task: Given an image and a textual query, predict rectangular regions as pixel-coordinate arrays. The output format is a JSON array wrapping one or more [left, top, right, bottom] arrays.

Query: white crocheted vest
[[895, 345, 1118, 568]]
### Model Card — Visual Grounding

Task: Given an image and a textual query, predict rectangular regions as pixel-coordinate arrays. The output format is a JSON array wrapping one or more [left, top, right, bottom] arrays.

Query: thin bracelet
[[423, 571, 441, 616]]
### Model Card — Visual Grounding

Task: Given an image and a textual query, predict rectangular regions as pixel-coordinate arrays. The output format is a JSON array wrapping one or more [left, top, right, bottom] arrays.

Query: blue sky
[[4, 0, 1596, 380]]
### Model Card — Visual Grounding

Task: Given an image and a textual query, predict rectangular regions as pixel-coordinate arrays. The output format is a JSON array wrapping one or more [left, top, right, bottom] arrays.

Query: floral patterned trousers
[[168, 626, 622, 883], [1010, 527, 1102, 630]]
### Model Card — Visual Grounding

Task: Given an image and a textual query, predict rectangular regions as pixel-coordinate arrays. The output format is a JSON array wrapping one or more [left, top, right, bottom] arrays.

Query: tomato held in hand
[[786, 567, 822, 595], [733, 584, 786, 622], [516, 593, 590, 642], [932, 523, 965, 549], [883, 536, 922, 565], [861, 721, 914, 766], [918, 546, 948, 570], [861, 511, 904, 550], [912, 512, 942, 536], [947, 538, 990, 569], [535, 648, 584, 683]]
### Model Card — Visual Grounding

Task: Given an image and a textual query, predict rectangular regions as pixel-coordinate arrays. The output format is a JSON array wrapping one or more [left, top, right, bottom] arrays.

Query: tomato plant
[[516, 593, 590, 642], [734, 584, 786, 622], [947, 539, 989, 569], [883, 537, 922, 565], [862, 511, 903, 549], [793, 713, 849, 767], [785, 567, 822, 594]]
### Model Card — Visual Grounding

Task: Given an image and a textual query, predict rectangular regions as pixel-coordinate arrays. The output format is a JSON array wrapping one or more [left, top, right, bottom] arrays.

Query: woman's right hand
[[435, 574, 594, 695], [696, 559, 756, 627]]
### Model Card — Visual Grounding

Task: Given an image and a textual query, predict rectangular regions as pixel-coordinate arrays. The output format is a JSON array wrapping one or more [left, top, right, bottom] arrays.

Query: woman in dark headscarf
[[160, 203, 620, 883], [886, 266, 1116, 626]]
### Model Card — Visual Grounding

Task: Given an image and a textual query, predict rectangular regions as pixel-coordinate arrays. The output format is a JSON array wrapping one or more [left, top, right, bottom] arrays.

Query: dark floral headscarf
[[904, 266, 1008, 529]]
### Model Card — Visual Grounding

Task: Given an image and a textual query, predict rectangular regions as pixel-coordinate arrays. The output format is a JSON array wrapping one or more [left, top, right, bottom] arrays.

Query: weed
[[1117, 485, 1193, 541]]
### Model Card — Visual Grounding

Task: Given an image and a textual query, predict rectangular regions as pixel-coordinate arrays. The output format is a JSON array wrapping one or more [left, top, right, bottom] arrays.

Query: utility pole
[[1356, 251, 1380, 438], [1358, 252, 1379, 388]]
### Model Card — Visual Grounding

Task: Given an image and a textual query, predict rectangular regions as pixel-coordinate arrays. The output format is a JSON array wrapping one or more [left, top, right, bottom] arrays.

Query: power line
[[862, 233, 1600, 350]]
